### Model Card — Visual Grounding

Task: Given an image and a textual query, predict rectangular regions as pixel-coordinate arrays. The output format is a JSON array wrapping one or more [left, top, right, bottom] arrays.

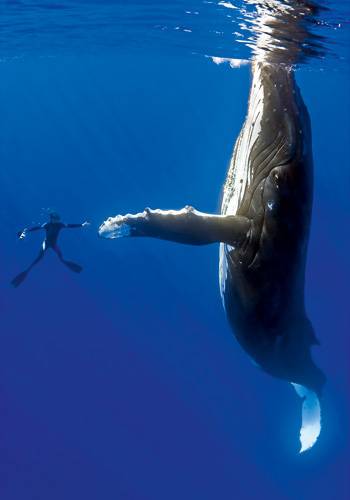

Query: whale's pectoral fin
[[99, 206, 250, 246]]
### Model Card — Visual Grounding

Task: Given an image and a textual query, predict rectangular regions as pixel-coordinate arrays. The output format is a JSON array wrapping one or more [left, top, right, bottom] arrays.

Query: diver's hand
[[82, 221, 91, 227], [17, 229, 27, 240]]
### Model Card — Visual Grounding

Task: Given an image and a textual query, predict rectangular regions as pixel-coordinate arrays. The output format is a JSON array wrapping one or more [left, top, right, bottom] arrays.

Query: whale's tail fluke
[[292, 383, 321, 453], [261, 321, 325, 452]]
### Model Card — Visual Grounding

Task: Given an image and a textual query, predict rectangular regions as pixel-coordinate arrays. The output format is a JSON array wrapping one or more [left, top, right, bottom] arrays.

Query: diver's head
[[49, 212, 61, 222]]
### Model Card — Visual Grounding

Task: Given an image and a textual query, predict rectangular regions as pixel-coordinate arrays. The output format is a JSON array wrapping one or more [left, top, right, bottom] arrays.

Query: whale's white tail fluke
[[292, 383, 321, 453]]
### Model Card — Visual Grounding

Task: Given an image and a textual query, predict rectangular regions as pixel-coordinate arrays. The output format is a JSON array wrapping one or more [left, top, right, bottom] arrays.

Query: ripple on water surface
[[0, 0, 349, 68]]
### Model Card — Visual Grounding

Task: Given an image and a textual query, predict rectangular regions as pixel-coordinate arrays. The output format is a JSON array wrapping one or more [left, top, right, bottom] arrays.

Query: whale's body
[[219, 62, 324, 395], [99, 1, 325, 452]]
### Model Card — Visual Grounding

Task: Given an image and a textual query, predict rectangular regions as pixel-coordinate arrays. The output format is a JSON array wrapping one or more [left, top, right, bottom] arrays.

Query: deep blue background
[[0, 52, 349, 499]]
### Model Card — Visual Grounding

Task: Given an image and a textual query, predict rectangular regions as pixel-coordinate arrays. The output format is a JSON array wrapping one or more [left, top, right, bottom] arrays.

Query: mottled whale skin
[[219, 61, 325, 395]]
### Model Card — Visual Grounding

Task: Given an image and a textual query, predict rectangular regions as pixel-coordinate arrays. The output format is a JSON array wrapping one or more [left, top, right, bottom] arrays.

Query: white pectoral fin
[[292, 383, 321, 453], [99, 215, 132, 239], [99, 207, 250, 246]]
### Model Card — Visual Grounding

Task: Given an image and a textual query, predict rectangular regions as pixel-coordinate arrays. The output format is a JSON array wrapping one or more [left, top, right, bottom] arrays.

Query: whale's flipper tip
[[99, 217, 132, 239], [292, 383, 321, 453]]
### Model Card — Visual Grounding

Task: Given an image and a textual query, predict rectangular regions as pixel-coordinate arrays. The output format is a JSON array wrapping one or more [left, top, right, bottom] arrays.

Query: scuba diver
[[11, 212, 91, 287]]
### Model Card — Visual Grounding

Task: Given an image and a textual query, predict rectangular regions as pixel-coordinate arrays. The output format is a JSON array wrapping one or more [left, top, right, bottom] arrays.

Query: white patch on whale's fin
[[108, 223, 131, 239], [292, 383, 321, 453], [99, 216, 131, 239]]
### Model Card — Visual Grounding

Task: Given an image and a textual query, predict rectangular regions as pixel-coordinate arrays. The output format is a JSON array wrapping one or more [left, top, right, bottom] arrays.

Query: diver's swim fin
[[63, 260, 83, 273], [11, 271, 29, 288]]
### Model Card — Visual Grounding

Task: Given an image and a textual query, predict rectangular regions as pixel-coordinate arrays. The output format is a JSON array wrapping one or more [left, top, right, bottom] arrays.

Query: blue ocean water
[[0, 1, 349, 499]]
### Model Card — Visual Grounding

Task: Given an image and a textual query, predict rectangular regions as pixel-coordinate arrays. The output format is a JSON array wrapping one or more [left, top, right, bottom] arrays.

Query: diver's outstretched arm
[[99, 206, 250, 246], [17, 225, 43, 239]]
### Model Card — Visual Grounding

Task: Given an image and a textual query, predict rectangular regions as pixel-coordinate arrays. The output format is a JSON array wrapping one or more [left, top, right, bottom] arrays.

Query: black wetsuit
[[40, 222, 83, 248], [11, 221, 86, 287]]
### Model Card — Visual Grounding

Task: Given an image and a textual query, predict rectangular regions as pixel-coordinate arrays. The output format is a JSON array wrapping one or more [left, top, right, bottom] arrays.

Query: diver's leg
[[52, 244, 64, 262], [99, 206, 251, 246], [53, 245, 83, 273], [11, 242, 46, 287], [27, 244, 46, 271]]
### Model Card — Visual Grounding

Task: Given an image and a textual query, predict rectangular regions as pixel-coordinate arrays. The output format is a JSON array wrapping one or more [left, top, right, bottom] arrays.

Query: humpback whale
[[99, 0, 325, 452]]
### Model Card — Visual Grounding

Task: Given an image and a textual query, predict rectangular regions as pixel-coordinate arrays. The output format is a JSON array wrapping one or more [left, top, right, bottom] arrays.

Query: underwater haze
[[0, 1, 349, 499]]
